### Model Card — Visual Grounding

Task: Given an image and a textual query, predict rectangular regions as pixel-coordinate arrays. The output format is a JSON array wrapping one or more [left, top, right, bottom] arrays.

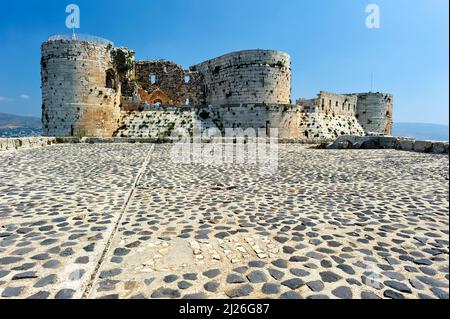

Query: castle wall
[[296, 92, 357, 117], [41, 40, 122, 137], [133, 61, 204, 106], [115, 105, 364, 142], [191, 50, 291, 106], [355, 93, 393, 135], [197, 105, 363, 140], [0, 137, 57, 151], [317, 92, 357, 116], [40, 37, 392, 140]]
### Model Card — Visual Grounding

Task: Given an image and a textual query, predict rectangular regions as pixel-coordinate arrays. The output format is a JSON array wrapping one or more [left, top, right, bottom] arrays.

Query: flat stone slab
[[0, 144, 448, 299]]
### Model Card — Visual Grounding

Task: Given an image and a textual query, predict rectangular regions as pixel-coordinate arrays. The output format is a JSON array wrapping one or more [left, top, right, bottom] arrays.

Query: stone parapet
[[0, 137, 57, 151], [327, 135, 449, 154]]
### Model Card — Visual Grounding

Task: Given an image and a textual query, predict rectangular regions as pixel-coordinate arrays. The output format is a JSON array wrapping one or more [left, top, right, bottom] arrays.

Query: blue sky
[[0, 0, 448, 124]]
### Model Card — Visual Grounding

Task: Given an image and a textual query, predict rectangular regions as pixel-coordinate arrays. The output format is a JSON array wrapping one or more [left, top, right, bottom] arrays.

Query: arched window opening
[[106, 69, 116, 90], [149, 75, 157, 85], [184, 75, 191, 84]]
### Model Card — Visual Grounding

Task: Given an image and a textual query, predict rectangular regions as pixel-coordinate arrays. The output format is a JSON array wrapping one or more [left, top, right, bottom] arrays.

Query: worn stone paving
[[0, 144, 152, 299], [0, 144, 448, 299]]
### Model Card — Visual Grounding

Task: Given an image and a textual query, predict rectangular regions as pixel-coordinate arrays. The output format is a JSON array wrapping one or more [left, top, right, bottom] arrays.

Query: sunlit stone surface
[[0, 144, 448, 299]]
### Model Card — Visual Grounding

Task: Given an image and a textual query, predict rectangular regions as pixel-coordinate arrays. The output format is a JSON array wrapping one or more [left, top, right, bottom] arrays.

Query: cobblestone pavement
[[0, 144, 448, 299]]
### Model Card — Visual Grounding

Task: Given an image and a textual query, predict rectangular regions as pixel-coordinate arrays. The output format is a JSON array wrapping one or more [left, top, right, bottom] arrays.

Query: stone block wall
[[293, 112, 365, 140], [0, 137, 57, 151], [195, 105, 363, 140], [297, 92, 357, 117], [191, 50, 291, 106], [133, 61, 204, 106], [355, 92, 393, 135], [317, 92, 357, 116], [115, 108, 195, 138], [328, 135, 449, 154], [41, 40, 122, 137], [114, 104, 364, 142], [40, 36, 391, 140]]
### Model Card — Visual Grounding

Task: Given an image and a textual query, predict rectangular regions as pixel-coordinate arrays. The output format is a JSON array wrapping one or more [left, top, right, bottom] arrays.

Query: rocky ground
[[0, 143, 448, 299]]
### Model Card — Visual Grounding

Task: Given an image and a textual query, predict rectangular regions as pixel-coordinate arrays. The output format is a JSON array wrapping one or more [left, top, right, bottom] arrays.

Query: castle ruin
[[41, 35, 393, 140]]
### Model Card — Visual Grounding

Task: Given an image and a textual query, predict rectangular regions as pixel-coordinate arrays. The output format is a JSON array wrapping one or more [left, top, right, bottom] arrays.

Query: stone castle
[[41, 35, 393, 141]]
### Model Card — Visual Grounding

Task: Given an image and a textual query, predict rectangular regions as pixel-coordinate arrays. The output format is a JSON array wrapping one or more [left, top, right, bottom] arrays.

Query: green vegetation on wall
[[110, 47, 135, 75]]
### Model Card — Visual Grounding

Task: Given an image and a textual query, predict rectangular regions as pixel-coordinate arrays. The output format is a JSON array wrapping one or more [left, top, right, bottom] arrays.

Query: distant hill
[[0, 112, 41, 129], [393, 122, 449, 141]]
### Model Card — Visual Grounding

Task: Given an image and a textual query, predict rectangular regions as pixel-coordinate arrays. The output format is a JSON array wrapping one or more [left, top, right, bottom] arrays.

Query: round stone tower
[[41, 35, 122, 137], [355, 92, 393, 135], [191, 49, 291, 106]]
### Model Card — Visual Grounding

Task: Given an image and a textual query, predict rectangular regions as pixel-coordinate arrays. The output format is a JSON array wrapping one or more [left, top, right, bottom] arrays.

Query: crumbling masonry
[[41, 35, 393, 140]]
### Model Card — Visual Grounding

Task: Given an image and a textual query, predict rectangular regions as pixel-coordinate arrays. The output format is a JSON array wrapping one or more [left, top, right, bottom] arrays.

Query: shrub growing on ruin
[[110, 47, 135, 75]]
